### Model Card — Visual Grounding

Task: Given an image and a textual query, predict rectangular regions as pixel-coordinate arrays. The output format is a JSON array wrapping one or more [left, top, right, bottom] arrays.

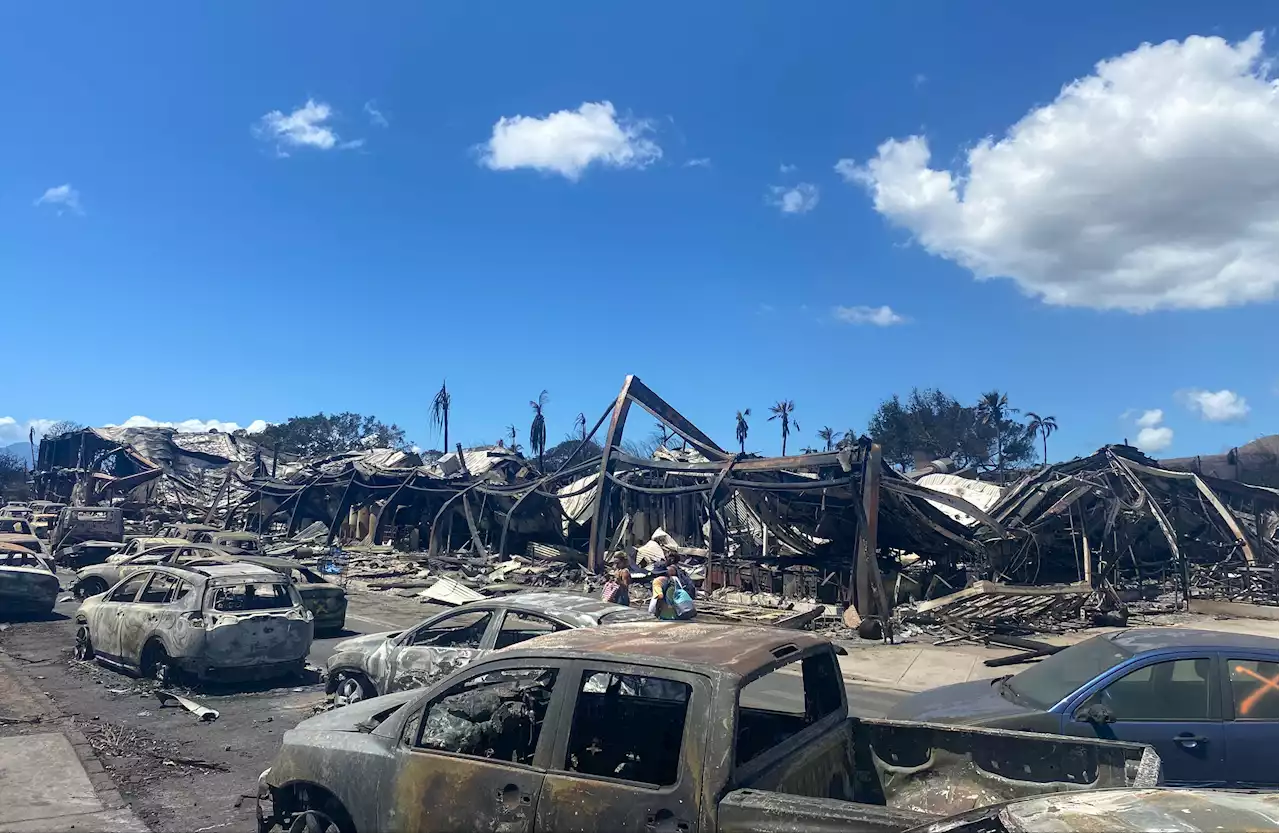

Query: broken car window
[[494, 611, 565, 650], [1, 519, 33, 535], [736, 653, 843, 767], [408, 610, 492, 649], [415, 667, 558, 766], [109, 572, 150, 602], [565, 670, 691, 787], [138, 572, 182, 604], [206, 581, 294, 613]]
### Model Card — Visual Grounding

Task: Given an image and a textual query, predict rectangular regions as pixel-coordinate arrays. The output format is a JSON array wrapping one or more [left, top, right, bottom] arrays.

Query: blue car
[[887, 628, 1278, 788]]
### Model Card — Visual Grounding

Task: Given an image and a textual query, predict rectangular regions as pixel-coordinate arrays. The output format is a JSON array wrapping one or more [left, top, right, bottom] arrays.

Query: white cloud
[[477, 101, 661, 180], [0, 417, 58, 444], [1132, 409, 1174, 452], [913, 73, 928, 88], [363, 100, 388, 128], [684, 157, 711, 168], [105, 416, 271, 434], [779, 163, 798, 174], [1181, 388, 1251, 422], [1136, 426, 1174, 453], [767, 183, 820, 214], [843, 33, 1279, 312], [1135, 409, 1164, 428], [832, 305, 908, 326], [254, 99, 362, 155], [34, 184, 83, 215]]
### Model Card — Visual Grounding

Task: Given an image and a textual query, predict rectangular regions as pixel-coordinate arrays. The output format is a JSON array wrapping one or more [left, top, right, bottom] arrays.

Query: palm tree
[[529, 390, 548, 470], [572, 412, 587, 442], [506, 424, 518, 450], [817, 426, 836, 451], [1025, 412, 1058, 467], [430, 380, 452, 452], [977, 390, 1019, 482], [734, 409, 751, 454], [768, 400, 797, 456]]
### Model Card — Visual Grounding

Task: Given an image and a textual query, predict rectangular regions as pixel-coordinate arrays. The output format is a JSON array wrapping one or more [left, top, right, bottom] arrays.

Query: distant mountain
[[2, 441, 34, 468]]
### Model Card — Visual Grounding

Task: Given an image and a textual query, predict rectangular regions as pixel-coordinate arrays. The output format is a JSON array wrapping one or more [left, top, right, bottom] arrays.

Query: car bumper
[[179, 658, 305, 683]]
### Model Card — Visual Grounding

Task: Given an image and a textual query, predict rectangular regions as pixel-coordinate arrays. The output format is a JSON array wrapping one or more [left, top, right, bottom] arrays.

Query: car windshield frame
[[1003, 634, 1135, 709]]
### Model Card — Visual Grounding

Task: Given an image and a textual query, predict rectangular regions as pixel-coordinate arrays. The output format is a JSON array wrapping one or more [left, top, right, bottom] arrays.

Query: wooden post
[[855, 443, 883, 618]]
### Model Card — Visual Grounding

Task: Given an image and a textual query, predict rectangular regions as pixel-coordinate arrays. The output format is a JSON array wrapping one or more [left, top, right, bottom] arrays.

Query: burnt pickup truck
[[258, 623, 1161, 833]]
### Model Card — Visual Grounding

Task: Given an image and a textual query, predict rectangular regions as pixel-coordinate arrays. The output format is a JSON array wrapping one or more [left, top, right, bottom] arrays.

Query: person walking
[[601, 568, 631, 606]]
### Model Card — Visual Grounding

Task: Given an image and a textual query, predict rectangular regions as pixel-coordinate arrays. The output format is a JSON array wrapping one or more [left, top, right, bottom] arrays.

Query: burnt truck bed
[[722, 717, 1158, 831], [259, 623, 1161, 833]]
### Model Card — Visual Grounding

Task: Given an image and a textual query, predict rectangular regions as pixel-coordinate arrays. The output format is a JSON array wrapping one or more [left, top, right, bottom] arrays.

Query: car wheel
[[74, 626, 94, 661], [334, 672, 372, 707], [75, 577, 108, 599], [141, 642, 175, 687]]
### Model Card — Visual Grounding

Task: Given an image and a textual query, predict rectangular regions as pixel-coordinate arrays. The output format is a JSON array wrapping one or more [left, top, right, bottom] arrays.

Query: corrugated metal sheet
[[916, 473, 1006, 527]]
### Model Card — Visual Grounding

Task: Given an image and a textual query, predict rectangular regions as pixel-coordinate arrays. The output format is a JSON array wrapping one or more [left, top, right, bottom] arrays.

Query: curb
[[0, 648, 140, 821]]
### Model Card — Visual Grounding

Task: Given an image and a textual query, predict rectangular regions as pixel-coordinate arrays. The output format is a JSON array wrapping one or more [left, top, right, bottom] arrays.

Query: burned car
[[0, 545, 60, 615], [0, 517, 48, 556], [260, 624, 1161, 833], [157, 522, 219, 541], [71, 543, 231, 598], [51, 506, 124, 551], [106, 536, 189, 564], [192, 530, 261, 554], [74, 562, 313, 684], [325, 592, 648, 705], [227, 555, 346, 634], [30, 503, 66, 539], [0, 504, 33, 521]]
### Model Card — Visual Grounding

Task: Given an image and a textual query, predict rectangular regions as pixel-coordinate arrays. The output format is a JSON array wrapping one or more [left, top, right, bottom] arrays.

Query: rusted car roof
[[497, 621, 829, 678]]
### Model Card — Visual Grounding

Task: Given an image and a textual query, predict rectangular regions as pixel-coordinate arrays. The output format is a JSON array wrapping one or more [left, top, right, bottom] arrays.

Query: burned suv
[[74, 562, 314, 685]]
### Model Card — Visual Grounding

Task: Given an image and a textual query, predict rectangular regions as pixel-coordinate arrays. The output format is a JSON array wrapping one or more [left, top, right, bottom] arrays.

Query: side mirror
[[1076, 703, 1116, 725]]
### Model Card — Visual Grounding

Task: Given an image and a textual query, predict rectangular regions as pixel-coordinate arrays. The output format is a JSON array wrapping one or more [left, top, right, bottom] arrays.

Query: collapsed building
[[33, 380, 1278, 631]]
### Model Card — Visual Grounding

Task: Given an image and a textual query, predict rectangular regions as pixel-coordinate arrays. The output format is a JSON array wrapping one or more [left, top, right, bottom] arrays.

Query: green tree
[[1025, 412, 1059, 467], [544, 438, 603, 471], [768, 400, 797, 456], [529, 390, 548, 470], [431, 380, 452, 452], [240, 413, 407, 457], [734, 409, 751, 454], [976, 390, 1034, 482], [866, 388, 990, 470]]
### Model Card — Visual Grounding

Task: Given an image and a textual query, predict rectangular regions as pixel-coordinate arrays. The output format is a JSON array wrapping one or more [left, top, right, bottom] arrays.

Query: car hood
[[295, 688, 421, 734], [331, 630, 399, 656], [886, 677, 1041, 725]]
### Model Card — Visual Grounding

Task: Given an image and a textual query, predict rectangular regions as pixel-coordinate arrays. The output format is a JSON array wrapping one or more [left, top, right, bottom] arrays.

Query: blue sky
[[3, 2, 1276, 460]]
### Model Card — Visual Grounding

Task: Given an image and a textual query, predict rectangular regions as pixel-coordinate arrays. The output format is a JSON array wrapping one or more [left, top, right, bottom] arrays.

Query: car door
[[382, 608, 499, 694], [1061, 654, 1224, 786], [94, 572, 151, 661], [536, 661, 711, 833], [389, 659, 567, 833], [1220, 653, 1278, 788]]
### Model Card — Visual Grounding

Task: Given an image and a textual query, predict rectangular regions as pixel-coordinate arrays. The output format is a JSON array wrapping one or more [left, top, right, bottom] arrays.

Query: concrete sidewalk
[[834, 614, 1280, 692], [0, 651, 148, 833]]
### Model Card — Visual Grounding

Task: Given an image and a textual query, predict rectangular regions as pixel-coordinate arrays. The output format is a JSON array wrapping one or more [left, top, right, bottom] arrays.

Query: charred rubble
[[31, 378, 1278, 641]]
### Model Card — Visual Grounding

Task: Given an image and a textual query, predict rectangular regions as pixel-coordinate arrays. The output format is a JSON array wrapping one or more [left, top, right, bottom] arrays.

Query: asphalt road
[[1, 586, 906, 833]]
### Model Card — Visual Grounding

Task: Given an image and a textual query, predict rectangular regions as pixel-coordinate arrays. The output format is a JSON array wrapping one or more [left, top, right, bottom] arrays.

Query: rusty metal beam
[[587, 377, 636, 571], [855, 443, 884, 618], [1118, 457, 1259, 564], [623, 376, 729, 461]]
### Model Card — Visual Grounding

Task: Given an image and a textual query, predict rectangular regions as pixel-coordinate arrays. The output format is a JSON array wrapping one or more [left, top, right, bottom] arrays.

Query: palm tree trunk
[[739, 439, 745, 454], [443, 413, 449, 455], [1042, 433, 1048, 467]]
